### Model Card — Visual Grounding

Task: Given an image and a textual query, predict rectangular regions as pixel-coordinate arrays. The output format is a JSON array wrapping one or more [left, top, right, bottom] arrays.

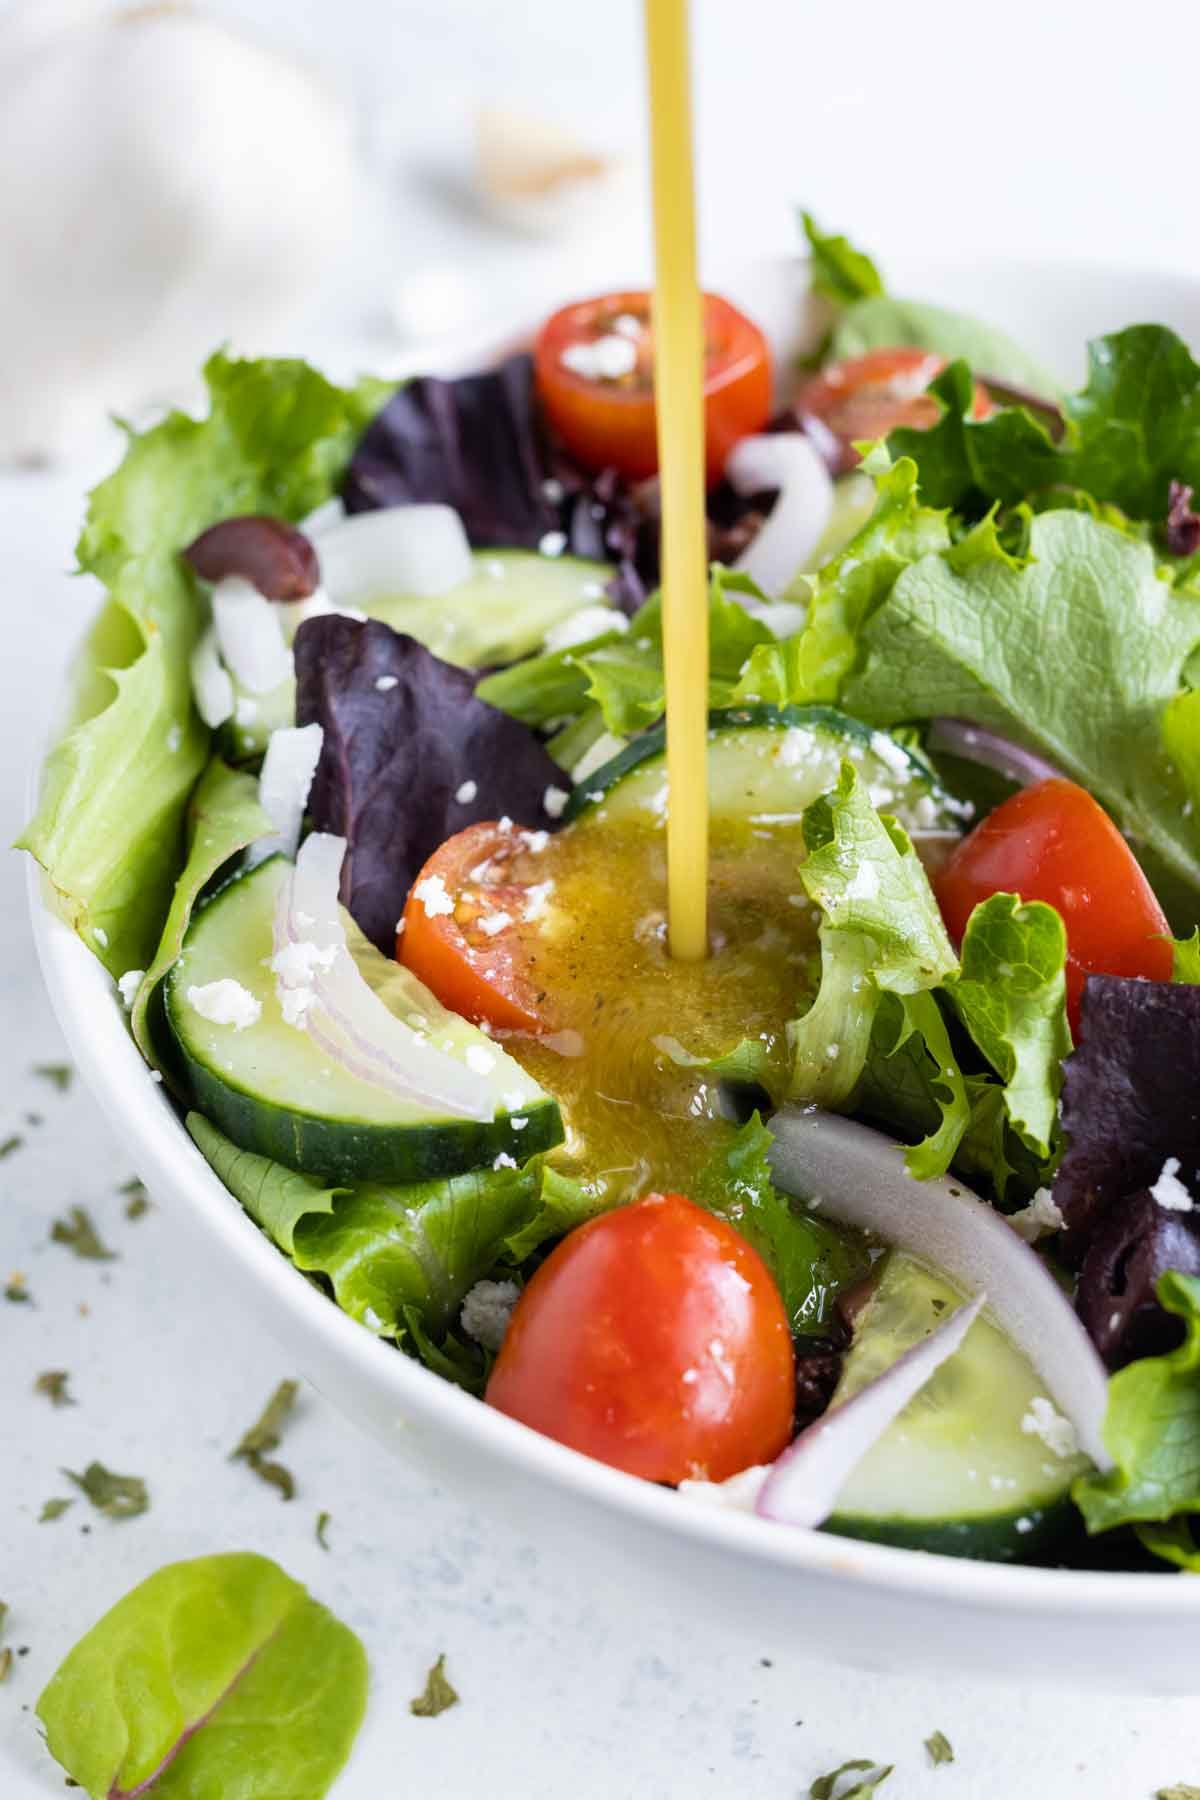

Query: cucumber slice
[[566, 704, 948, 834], [221, 550, 615, 760], [166, 857, 562, 1184], [825, 1253, 1090, 1561]]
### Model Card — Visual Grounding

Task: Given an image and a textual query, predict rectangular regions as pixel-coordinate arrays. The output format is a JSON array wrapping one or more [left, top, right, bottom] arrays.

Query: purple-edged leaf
[[294, 615, 566, 952], [36, 1552, 366, 1800], [1056, 976, 1200, 1262], [1076, 1191, 1200, 1367]]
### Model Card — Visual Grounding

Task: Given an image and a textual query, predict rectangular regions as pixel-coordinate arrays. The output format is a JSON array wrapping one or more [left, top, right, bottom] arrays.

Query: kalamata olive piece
[[183, 514, 320, 600]]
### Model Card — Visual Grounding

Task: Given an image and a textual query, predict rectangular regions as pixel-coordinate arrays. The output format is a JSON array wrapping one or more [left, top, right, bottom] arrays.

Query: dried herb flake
[[231, 1380, 299, 1500], [64, 1462, 148, 1520], [5, 1276, 31, 1304], [810, 1761, 894, 1800], [121, 1179, 151, 1220], [50, 1207, 116, 1262], [925, 1730, 954, 1766], [32, 1063, 72, 1092], [0, 1133, 24, 1160], [39, 1498, 73, 1524], [316, 1511, 332, 1551], [34, 1371, 74, 1408], [410, 1653, 459, 1717], [0, 1648, 11, 1684], [1158, 1787, 1200, 1799]]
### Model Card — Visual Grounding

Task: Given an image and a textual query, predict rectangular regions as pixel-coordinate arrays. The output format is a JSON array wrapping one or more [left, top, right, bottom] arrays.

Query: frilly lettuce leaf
[[36, 1552, 366, 1800], [131, 757, 271, 1063], [187, 1113, 551, 1348], [947, 894, 1070, 1161], [1073, 1272, 1200, 1546], [842, 508, 1200, 898], [889, 324, 1200, 522], [858, 990, 969, 1181], [19, 352, 388, 977], [786, 763, 958, 1111], [800, 211, 883, 305]]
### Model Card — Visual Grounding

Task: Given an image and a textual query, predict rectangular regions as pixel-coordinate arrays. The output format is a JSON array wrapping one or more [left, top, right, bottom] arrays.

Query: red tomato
[[399, 822, 550, 1034], [486, 1191, 795, 1483], [935, 779, 1174, 1034], [533, 291, 771, 484], [796, 348, 993, 473]]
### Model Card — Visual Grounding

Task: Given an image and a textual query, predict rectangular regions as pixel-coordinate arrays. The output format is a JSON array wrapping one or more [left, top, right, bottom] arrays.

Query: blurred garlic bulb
[[474, 105, 627, 238], [0, 0, 355, 463]]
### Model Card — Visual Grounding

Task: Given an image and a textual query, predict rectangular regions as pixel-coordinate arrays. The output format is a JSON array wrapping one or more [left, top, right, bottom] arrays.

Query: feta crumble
[[561, 334, 638, 382], [492, 1151, 518, 1170], [455, 779, 479, 805], [1020, 1396, 1079, 1459], [678, 1465, 771, 1512], [542, 785, 569, 820], [460, 1278, 520, 1351], [270, 940, 338, 985], [869, 730, 912, 777], [374, 674, 399, 692], [186, 978, 262, 1031], [1007, 1187, 1064, 1243], [1151, 1156, 1194, 1212], [116, 969, 145, 1008], [477, 910, 512, 937], [538, 529, 568, 558], [413, 874, 454, 918]]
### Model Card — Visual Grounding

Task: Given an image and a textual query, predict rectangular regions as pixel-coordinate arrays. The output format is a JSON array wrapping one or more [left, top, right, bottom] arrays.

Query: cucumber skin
[[563, 703, 942, 822], [174, 1040, 563, 1186], [824, 1495, 1077, 1563]]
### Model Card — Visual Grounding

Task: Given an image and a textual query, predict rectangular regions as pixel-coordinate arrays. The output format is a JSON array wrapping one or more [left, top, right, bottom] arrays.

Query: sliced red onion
[[211, 576, 293, 695], [756, 1292, 986, 1528], [725, 432, 834, 598], [189, 624, 233, 728], [927, 718, 1063, 790], [245, 723, 324, 868], [768, 1108, 1112, 1470], [315, 504, 473, 605], [272, 832, 492, 1120]]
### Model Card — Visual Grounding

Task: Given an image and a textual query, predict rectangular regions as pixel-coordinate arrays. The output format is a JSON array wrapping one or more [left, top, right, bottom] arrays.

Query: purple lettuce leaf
[[1076, 1190, 1200, 1367], [294, 615, 566, 952]]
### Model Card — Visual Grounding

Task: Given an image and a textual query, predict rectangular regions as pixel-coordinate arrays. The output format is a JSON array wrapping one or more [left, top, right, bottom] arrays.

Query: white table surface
[[5, 2, 1200, 1794]]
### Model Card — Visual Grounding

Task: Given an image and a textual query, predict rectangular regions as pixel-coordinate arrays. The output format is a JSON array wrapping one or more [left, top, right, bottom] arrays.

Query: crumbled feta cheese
[[413, 874, 454, 918], [149, 1069, 163, 1083], [612, 312, 643, 340], [869, 730, 912, 778], [777, 727, 815, 768], [678, 1465, 771, 1512], [186, 978, 262, 1031], [523, 879, 555, 922], [542, 785, 570, 820], [116, 969, 145, 1008], [455, 779, 478, 804], [374, 674, 399, 692], [1020, 1396, 1079, 1459], [1015, 1516, 1035, 1535], [94, 926, 109, 949], [1007, 1187, 1064, 1243], [825, 1043, 840, 1060], [510, 1116, 529, 1130], [497, 815, 514, 832], [522, 829, 550, 853], [561, 334, 638, 381], [538, 529, 568, 557], [270, 940, 337, 985], [492, 1151, 517, 1170], [460, 1278, 520, 1351], [280, 986, 315, 1028], [542, 604, 628, 654], [395, 916, 406, 937], [465, 1045, 496, 1074], [478, 910, 512, 937], [541, 476, 565, 505], [1151, 1156, 1194, 1212]]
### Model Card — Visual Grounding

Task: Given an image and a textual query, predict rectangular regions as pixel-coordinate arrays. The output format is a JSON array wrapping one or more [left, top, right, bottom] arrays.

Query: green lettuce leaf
[[739, 453, 950, 708], [947, 894, 1070, 1160], [19, 352, 388, 977], [831, 295, 1062, 397], [890, 325, 1200, 522], [131, 757, 271, 1061], [187, 1114, 543, 1344], [1173, 929, 1200, 983], [36, 1552, 366, 1800], [474, 628, 622, 728], [787, 763, 959, 1106], [858, 990, 969, 1180], [577, 567, 773, 734], [800, 211, 883, 305], [843, 508, 1200, 896], [693, 1114, 868, 1333], [1073, 1272, 1200, 1542]]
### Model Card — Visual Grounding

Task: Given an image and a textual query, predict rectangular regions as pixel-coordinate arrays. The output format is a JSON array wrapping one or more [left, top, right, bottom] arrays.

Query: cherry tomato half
[[399, 822, 550, 1034], [486, 1191, 795, 1483], [796, 348, 992, 473], [534, 291, 772, 484], [935, 778, 1174, 1035]]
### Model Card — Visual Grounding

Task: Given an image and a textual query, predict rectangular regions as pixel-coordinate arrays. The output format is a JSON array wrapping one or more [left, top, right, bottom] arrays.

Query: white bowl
[[29, 253, 1200, 1694]]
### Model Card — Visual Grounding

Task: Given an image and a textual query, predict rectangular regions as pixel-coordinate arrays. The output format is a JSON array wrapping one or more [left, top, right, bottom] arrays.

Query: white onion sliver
[[767, 1108, 1112, 1470], [316, 504, 473, 604], [725, 432, 834, 599], [756, 1294, 986, 1529], [189, 623, 233, 728], [281, 834, 492, 1121], [245, 723, 324, 869], [211, 575, 293, 695], [926, 717, 1062, 789]]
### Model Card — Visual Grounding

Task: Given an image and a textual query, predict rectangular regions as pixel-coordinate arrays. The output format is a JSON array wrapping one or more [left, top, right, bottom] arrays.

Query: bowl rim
[[27, 247, 1200, 1620]]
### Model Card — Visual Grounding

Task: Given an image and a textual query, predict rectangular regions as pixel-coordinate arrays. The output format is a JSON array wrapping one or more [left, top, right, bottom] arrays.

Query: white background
[[4, 2, 1200, 1795]]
